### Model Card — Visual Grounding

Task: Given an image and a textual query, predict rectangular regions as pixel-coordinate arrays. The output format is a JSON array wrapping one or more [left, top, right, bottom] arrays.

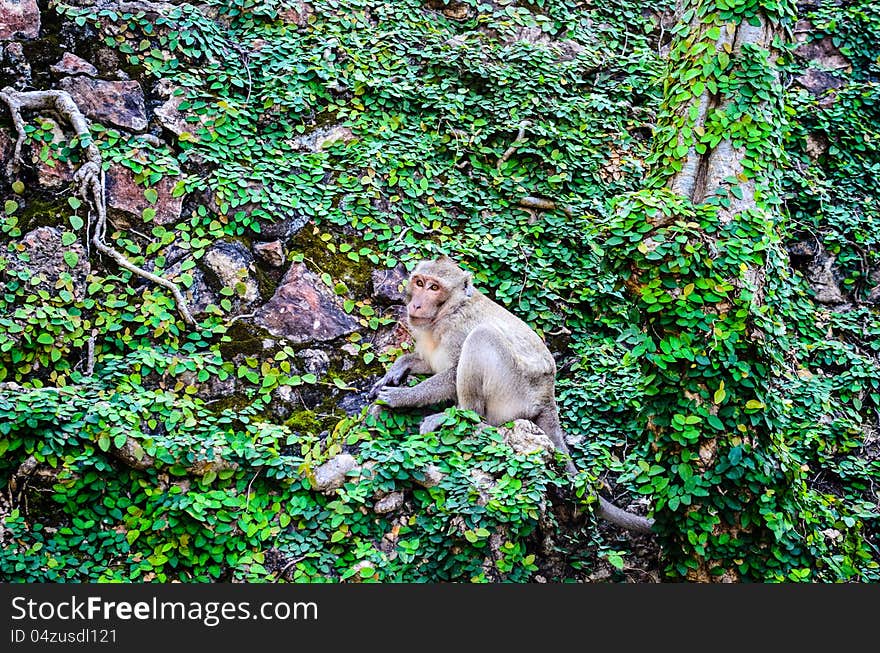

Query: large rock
[[371, 263, 407, 304], [153, 246, 216, 317], [255, 262, 358, 344], [59, 77, 148, 132], [0, 0, 40, 40], [795, 69, 846, 97], [1, 40, 31, 88], [312, 454, 357, 492], [795, 22, 851, 70], [794, 20, 850, 103], [254, 240, 285, 267], [106, 165, 183, 225], [202, 241, 261, 308], [8, 227, 89, 301], [279, 1, 313, 26], [50, 52, 98, 78], [290, 124, 355, 152], [32, 117, 77, 190], [498, 419, 555, 464], [788, 240, 846, 305], [373, 491, 405, 514], [153, 80, 198, 139]]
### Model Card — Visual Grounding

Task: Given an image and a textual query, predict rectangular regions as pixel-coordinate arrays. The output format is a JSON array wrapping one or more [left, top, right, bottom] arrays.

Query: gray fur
[[370, 257, 654, 534]]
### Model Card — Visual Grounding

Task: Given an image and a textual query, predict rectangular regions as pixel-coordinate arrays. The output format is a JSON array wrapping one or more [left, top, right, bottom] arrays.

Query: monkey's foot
[[419, 412, 449, 435]]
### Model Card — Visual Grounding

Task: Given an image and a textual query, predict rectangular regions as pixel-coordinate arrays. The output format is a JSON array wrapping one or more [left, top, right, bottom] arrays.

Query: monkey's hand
[[368, 354, 425, 399], [373, 386, 412, 408]]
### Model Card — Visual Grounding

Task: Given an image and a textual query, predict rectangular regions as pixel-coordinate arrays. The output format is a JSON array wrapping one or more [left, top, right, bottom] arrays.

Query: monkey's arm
[[368, 353, 433, 398], [373, 368, 457, 408]]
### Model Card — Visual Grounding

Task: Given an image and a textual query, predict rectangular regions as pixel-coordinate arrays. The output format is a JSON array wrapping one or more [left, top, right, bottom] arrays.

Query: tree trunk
[[604, 0, 836, 580]]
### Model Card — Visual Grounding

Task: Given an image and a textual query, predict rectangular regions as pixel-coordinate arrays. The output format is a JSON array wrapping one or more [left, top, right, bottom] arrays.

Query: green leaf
[[4, 200, 18, 214], [62, 232, 77, 246], [63, 251, 79, 268], [144, 188, 159, 204], [11, 180, 24, 194]]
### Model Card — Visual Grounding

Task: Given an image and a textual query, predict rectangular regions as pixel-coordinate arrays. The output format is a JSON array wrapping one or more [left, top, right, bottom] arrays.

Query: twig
[[227, 311, 257, 326], [496, 120, 531, 169], [518, 195, 573, 216], [85, 334, 96, 376], [244, 468, 262, 512], [272, 555, 307, 582]]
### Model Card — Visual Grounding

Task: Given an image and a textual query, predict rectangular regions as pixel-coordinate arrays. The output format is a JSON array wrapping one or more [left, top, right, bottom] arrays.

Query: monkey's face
[[406, 274, 449, 325]]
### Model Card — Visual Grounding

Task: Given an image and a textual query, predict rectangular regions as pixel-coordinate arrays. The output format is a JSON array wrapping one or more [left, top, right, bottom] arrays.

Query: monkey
[[369, 256, 654, 534]]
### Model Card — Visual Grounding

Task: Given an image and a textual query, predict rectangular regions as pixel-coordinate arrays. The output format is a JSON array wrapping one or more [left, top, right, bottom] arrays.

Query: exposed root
[[0, 87, 195, 325], [496, 120, 531, 169]]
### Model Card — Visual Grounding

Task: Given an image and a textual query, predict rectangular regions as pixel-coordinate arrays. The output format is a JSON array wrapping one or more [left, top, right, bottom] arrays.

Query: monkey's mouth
[[408, 315, 434, 326]]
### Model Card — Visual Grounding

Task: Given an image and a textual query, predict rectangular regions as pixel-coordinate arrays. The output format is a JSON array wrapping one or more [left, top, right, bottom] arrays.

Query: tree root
[[496, 120, 531, 169], [0, 87, 195, 325]]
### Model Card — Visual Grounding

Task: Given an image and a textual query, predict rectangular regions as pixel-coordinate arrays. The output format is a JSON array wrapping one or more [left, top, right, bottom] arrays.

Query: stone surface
[[290, 124, 355, 152], [105, 165, 184, 226], [469, 469, 496, 507], [58, 76, 148, 132], [312, 453, 357, 492], [255, 262, 359, 344], [795, 68, 846, 97], [254, 240, 285, 267], [788, 241, 846, 305], [425, 0, 471, 20], [804, 133, 828, 161], [1, 40, 30, 86], [297, 348, 330, 377], [793, 21, 850, 104], [202, 241, 261, 307], [31, 117, 76, 190], [413, 464, 444, 489], [8, 227, 89, 301], [158, 247, 216, 317], [153, 81, 197, 139], [0, 0, 40, 40], [373, 491, 405, 514], [50, 52, 98, 77], [279, 1, 313, 26], [371, 264, 407, 304], [795, 23, 851, 71], [498, 419, 555, 463], [0, 125, 15, 171]]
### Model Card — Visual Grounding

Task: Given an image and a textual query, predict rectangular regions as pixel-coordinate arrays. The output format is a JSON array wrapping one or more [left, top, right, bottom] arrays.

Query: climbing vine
[[0, 0, 877, 583]]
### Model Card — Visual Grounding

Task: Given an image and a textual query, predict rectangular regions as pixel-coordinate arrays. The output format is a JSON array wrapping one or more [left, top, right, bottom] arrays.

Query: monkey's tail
[[540, 411, 654, 534]]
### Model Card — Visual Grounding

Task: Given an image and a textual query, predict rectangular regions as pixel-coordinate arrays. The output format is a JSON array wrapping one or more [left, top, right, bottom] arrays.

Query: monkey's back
[[466, 293, 556, 378]]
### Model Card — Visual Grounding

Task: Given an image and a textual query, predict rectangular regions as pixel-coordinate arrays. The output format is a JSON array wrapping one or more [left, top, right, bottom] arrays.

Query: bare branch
[[496, 120, 531, 169]]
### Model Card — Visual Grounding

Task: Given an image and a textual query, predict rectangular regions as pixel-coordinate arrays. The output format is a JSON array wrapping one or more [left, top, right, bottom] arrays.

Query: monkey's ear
[[463, 272, 474, 298]]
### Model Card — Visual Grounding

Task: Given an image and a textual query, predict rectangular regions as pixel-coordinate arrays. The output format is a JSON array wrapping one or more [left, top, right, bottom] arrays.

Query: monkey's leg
[[374, 368, 457, 409]]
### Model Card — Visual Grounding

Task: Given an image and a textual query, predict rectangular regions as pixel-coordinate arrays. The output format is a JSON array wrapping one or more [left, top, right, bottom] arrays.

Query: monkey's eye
[[429, 284, 439, 292], [415, 279, 424, 288]]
